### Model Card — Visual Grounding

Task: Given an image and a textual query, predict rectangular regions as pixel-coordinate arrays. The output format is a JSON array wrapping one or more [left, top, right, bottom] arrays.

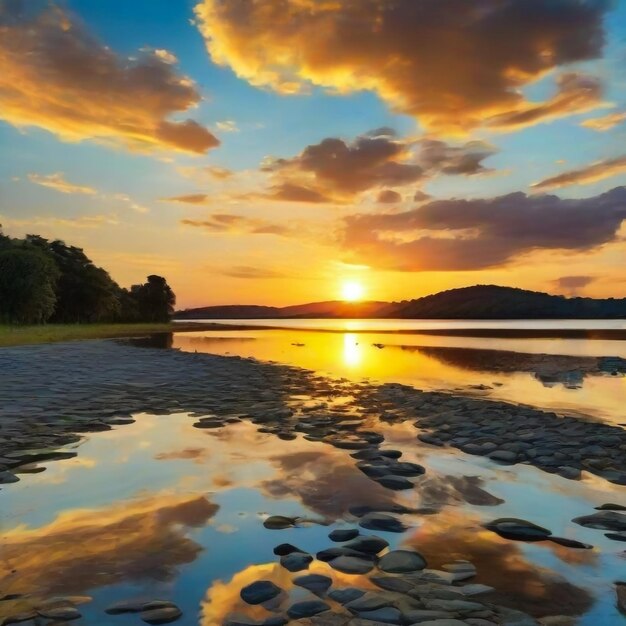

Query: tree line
[[0, 229, 175, 325]]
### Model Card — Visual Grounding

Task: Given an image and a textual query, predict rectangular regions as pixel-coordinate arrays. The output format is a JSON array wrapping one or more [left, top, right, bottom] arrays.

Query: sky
[[1, 0, 626, 308]]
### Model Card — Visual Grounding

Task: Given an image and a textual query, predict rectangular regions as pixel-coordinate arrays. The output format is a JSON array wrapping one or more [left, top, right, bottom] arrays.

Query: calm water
[[173, 320, 626, 424], [2, 320, 626, 625]]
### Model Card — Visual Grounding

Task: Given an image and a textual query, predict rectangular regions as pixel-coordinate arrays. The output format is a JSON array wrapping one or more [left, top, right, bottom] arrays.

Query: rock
[[345, 593, 392, 612], [287, 600, 330, 619], [378, 550, 427, 573], [605, 532, 626, 542], [263, 515, 298, 529], [329, 528, 360, 542], [385, 461, 425, 477], [328, 588, 365, 605], [105, 600, 146, 614], [556, 466, 581, 480], [572, 511, 626, 531], [418, 433, 444, 447], [240, 580, 282, 605], [359, 513, 407, 533], [294, 574, 332, 595], [328, 555, 374, 574], [374, 475, 414, 490], [370, 576, 414, 594], [1, 611, 38, 624], [424, 599, 485, 613], [458, 584, 495, 596], [488, 450, 517, 463], [548, 536, 593, 549], [484, 518, 552, 541], [280, 551, 313, 572], [36, 607, 81, 621], [354, 607, 402, 623], [263, 617, 288, 626], [273, 543, 302, 555], [343, 535, 389, 554], [0, 471, 19, 484], [140, 606, 182, 624], [617, 583, 626, 615], [413, 620, 467, 626], [595, 503, 626, 511], [316, 547, 376, 562], [402, 609, 458, 623]]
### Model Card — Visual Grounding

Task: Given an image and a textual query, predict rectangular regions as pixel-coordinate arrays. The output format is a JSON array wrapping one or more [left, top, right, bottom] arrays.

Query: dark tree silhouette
[[0, 247, 59, 324], [130, 275, 176, 323]]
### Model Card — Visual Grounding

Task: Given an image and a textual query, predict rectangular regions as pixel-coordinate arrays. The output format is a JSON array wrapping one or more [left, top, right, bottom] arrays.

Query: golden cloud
[[532, 155, 626, 190], [194, 0, 609, 134], [27, 172, 97, 195], [162, 193, 211, 205], [581, 110, 626, 131], [181, 214, 292, 235], [0, 2, 218, 154]]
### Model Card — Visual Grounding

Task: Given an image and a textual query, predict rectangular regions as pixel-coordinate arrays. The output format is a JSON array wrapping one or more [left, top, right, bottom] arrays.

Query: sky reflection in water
[[2, 410, 626, 625]]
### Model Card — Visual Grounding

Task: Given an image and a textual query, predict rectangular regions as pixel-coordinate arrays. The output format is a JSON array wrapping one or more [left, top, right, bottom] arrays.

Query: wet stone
[[374, 475, 414, 490], [328, 588, 365, 605], [140, 606, 182, 624], [359, 512, 407, 533], [328, 555, 374, 574], [264, 515, 297, 530], [484, 518, 552, 541], [36, 606, 82, 621], [354, 606, 402, 623], [280, 551, 313, 572], [378, 550, 427, 573], [572, 511, 626, 531], [273, 543, 301, 555], [329, 528, 360, 542], [343, 535, 389, 554], [294, 574, 333, 595], [287, 600, 331, 619], [240, 580, 282, 605]]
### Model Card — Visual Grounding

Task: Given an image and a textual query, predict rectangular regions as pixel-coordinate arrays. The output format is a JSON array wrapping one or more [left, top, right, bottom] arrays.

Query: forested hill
[[391, 285, 626, 319], [176, 285, 626, 320]]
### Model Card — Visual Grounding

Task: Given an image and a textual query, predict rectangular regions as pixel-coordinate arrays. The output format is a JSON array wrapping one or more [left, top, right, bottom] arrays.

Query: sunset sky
[[2, 0, 626, 308]]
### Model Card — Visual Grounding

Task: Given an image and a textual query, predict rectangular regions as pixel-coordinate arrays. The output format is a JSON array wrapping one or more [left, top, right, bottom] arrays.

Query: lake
[[1, 320, 625, 626]]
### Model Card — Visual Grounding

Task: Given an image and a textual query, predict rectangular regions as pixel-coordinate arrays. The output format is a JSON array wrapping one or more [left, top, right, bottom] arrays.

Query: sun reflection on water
[[342, 333, 362, 367]]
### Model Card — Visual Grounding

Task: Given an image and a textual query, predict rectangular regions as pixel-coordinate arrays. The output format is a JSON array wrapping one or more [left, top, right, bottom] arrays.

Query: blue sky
[[1, 0, 626, 306]]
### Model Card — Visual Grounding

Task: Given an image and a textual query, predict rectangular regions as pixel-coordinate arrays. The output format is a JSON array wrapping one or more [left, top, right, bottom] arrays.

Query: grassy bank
[[0, 322, 205, 347]]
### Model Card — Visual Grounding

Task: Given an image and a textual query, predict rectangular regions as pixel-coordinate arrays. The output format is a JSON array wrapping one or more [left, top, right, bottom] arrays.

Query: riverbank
[[0, 322, 223, 347], [1, 339, 625, 624]]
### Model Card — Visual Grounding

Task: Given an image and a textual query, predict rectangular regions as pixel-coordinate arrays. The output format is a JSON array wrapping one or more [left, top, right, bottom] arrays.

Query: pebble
[[328, 555, 374, 574], [240, 580, 282, 604], [280, 551, 313, 572], [293, 574, 332, 595], [140, 606, 182, 624], [329, 528, 360, 542], [286, 600, 330, 619], [378, 550, 427, 573], [358, 512, 407, 533]]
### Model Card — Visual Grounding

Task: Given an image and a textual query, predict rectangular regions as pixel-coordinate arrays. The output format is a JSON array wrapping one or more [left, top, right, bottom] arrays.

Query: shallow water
[[172, 326, 626, 423], [2, 413, 625, 625], [2, 326, 626, 625]]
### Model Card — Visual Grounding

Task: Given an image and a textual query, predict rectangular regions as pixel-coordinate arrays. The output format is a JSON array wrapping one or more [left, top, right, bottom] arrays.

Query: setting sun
[[341, 280, 365, 302]]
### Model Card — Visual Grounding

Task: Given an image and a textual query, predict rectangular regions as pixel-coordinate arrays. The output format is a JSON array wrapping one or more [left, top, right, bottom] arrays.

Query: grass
[[0, 322, 186, 347]]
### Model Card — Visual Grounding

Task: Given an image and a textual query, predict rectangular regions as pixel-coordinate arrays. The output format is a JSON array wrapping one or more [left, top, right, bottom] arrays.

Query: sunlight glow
[[341, 280, 365, 302], [342, 333, 362, 367]]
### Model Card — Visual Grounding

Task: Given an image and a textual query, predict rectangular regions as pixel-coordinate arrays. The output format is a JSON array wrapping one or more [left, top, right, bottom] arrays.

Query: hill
[[175, 285, 626, 320]]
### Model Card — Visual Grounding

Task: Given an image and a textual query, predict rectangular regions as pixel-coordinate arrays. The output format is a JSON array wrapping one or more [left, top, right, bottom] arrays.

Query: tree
[[0, 248, 59, 324], [25, 236, 120, 322], [130, 275, 176, 322]]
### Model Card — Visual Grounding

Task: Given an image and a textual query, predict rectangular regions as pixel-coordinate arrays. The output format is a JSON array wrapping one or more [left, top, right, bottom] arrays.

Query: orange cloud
[[532, 155, 626, 190], [581, 111, 626, 131], [27, 172, 97, 195], [163, 194, 211, 205], [194, 0, 609, 134], [0, 2, 218, 154], [340, 186, 626, 271], [181, 214, 292, 235]]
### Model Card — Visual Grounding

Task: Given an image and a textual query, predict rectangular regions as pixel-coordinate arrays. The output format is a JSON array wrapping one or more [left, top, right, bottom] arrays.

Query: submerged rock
[[328, 588, 365, 605], [36, 606, 81, 621], [342, 535, 389, 554], [286, 600, 330, 619], [328, 555, 374, 574], [572, 511, 626, 531], [329, 528, 359, 542], [240, 580, 282, 605], [140, 605, 182, 624], [293, 574, 332, 595], [358, 512, 407, 533], [378, 550, 427, 573], [484, 518, 552, 541], [280, 551, 312, 572], [263, 515, 298, 530]]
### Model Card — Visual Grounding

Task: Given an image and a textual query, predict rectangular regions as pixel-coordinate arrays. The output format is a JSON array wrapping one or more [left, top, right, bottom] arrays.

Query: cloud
[[261, 134, 494, 203], [581, 110, 626, 131], [0, 1, 219, 154], [413, 190, 432, 203], [177, 166, 235, 181], [485, 73, 604, 131], [181, 214, 291, 235], [162, 193, 211, 204], [27, 172, 97, 195], [340, 186, 626, 271], [216, 119, 239, 132], [194, 0, 609, 134], [2, 213, 120, 230], [552, 275, 596, 295], [532, 155, 626, 190], [111, 193, 150, 214], [220, 265, 289, 279], [377, 189, 402, 204]]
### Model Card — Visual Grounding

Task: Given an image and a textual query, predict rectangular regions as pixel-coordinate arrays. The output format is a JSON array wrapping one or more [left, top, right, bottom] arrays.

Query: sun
[[341, 280, 365, 302]]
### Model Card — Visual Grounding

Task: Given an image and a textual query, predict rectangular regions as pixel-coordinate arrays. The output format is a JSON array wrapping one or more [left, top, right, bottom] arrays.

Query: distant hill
[[175, 285, 626, 320]]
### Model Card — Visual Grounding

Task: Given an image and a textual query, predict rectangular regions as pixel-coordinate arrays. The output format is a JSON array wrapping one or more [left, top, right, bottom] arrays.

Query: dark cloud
[[377, 189, 402, 204], [413, 190, 432, 202], [261, 134, 494, 203], [195, 0, 609, 134], [486, 73, 603, 131], [181, 214, 291, 236], [553, 275, 596, 295], [532, 155, 626, 190], [0, 0, 218, 154], [220, 266, 289, 279], [340, 186, 626, 271]]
